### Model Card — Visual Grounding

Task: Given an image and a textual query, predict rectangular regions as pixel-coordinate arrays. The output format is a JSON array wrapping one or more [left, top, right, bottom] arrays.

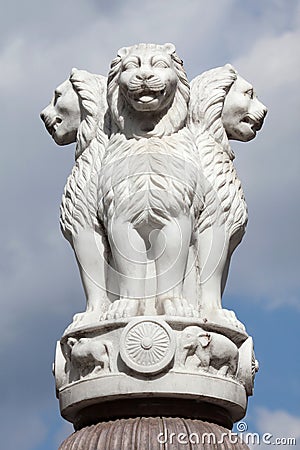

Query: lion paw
[[157, 297, 198, 317], [222, 309, 246, 331], [103, 298, 142, 320], [65, 310, 101, 332]]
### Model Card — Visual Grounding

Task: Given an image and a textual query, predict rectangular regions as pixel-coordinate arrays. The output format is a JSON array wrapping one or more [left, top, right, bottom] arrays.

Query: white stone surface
[[98, 43, 203, 319], [119, 318, 176, 374], [40, 44, 267, 427], [177, 325, 239, 376], [54, 317, 250, 424], [41, 69, 112, 324], [60, 371, 247, 424], [188, 64, 267, 312]]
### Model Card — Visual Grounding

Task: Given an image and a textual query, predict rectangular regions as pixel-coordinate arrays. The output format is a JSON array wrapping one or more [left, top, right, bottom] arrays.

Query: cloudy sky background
[[0, 0, 299, 448]]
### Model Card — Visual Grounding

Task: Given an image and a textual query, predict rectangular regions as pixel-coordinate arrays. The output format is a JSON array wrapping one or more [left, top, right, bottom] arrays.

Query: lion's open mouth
[[43, 115, 62, 136], [242, 113, 264, 132], [133, 89, 165, 104], [49, 117, 62, 136]]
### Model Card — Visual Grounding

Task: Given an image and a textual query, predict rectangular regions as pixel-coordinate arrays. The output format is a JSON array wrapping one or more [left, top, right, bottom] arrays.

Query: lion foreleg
[[71, 229, 110, 324], [105, 219, 147, 319], [197, 225, 229, 311], [154, 216, 196, 317], [221, 227, 245, 296]]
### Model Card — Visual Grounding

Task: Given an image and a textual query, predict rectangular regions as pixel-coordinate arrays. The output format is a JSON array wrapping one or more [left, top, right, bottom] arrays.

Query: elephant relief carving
[[178, 326, 238, 377], [63, 336, 113, 382]]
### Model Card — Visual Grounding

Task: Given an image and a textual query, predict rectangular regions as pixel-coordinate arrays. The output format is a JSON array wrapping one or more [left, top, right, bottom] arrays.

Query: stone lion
[[40, 69, 111, 324], [188, 64, 267, 312], [98, 43, 204, 319]]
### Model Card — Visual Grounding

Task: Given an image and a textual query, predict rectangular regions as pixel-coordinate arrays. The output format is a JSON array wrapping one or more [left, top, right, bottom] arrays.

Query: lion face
[[221, 75, 267, 142], [107, 43, 189, 137], [118, 46, 178, 113], [40, 79, 81, 146]]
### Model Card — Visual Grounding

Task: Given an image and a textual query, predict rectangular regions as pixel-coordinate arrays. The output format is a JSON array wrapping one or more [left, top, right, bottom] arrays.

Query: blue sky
[[0, 1, 299, 449]]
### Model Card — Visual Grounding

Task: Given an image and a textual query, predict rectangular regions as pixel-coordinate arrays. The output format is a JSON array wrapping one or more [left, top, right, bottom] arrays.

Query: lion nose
[[136, 72, 155, 81]]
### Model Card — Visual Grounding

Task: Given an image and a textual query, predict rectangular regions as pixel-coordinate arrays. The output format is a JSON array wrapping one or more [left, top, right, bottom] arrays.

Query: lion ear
[[163, 43, 176, 55], [117, 47, 130, 58], [198, 333, 211, 348], [70, 67, 79, 77], [224, 63, 237, 75]]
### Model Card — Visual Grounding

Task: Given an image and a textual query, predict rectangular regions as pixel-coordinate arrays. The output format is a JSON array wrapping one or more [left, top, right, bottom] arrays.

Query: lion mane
[[189, 64, 237, 159], [188, 64, 248, 236], [107, 43, 190, 138], [60, 69, 109, 242], [99, 43, 203, 230]]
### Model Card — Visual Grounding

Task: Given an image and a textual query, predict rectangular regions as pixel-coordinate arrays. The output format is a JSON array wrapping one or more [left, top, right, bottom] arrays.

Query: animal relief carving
[[41, 44, 267, 432], [64, 336, 113, 382], [178, 326, 238, 377]]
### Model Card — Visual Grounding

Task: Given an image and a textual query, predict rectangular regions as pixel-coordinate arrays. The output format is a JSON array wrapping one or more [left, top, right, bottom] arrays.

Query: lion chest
[[99, 132, 203, 227]]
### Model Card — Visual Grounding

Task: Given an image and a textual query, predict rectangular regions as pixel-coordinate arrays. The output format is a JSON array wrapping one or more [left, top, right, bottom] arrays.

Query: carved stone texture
[[98, 42, 204, 320], [56, 318, 248, 426], [41, 69, 111, 327], [41, 44, 267, 435], [53, 341, 68, 397], [120, 318, 175, 374], [59, 417, 250, 449], [177, 325, 238, 377], [188, 65, 267, 313], [237, 336, 259, 395], [62, 336, 113, 382], [41, 53, 267, 327]]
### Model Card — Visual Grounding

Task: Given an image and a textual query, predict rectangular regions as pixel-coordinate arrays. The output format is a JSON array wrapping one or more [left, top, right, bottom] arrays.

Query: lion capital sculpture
[[40, 49, 267, 327]]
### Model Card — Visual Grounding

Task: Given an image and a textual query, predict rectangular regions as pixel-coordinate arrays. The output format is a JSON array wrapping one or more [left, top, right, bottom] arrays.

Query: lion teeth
[[139, 95, 155, 103]]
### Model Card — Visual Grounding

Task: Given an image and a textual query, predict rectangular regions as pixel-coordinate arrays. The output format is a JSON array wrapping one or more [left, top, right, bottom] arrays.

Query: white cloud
[[249, 408, 300, 449], [233, 29, 300, 93], [0, 1, 240, 98], [218, 9, 300, 310]]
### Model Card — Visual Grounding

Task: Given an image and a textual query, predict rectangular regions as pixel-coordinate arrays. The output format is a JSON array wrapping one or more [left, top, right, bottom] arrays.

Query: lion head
[[188, 64, 267, 157], [40, 69, 108, 158], [221, 70, 267, 142], [107, 43, 190, 138], [40, 76, 81, 146]]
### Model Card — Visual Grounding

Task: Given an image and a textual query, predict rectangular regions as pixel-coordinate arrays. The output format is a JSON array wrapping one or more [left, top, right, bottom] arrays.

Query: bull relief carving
[[63, 336, 113, 382]]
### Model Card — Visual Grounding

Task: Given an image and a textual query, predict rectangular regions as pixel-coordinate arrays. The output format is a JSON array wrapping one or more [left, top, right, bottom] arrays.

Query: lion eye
[[153, 60, 169, 69], [245, 89, 254, 99], [123, 61, 139, 70], [53, 92, 61, 105]]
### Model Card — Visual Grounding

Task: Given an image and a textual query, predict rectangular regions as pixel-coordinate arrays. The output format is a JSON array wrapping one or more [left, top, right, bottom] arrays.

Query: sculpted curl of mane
[[107, 44, 190, 138], [188, 64, 247, 236], [189, 64, 237, 159], [71, 69, 108, 160], [60, 69, 108, 241]]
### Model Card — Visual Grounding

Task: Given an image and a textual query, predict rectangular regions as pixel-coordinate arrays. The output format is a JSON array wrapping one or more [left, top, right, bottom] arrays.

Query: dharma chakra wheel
[[120, 318, 176, 374]]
